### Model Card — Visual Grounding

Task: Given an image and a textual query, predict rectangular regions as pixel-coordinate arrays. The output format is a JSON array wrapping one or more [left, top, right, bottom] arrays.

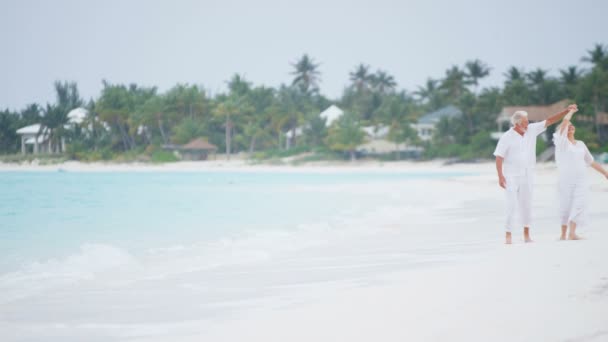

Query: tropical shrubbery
[[1, 45, 607, 162]]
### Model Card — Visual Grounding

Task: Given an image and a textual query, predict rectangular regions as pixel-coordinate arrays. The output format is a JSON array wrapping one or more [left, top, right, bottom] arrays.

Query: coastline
[[0, 158, 500, 173]]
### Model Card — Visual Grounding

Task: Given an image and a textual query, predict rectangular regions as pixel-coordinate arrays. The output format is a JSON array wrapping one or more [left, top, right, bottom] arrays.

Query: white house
[[15, 107, 89, 154], [319, 105, 344, 126], [67, 107, 87, 125], [411, 105, 463, 141], [356, 124, 423, 157], [284, 105, 344, 148], [16, 124, 51, 154]]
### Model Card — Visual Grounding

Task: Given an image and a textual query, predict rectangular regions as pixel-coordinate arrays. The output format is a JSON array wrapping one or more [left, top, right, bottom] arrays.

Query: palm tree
[[349, 64, 371, 92], [291, 54, 321, 94], [581, 43, 607, 66], [371, 70, 397, 94], [526, 68, 558, 105], [325, 112, 366, 161], [415, 78, 441, 107], [465, 59, 490, 92], [580, 67, 608, 141], [54, 81, 83, 114], [35, 81, 83, 154], [213, 98, 239, 160], [559, 66, 582, 98], [559, 66, 582, 85], [38, 104, 69, 153], [20, 103, 42, 125], [441, 66, 469, 99], [504, 66, 525, 85], [277, 86, 305, 148], [227, 74, 252, 97], [527, 68, 547, 87]]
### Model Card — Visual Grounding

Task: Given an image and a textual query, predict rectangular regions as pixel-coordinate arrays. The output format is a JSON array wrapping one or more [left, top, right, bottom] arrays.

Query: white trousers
[[504, 172, 534, 232], [559, 182, 588, 227]]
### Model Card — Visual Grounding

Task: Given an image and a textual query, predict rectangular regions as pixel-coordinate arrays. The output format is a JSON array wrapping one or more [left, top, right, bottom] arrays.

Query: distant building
[[16, 124, 51, 154], [356, 125, 422, 158], [67, 107, 88, 125], [319, 105, 344, 126], [285, 105, 344, 148], [177, 138, 218, 160], [15, 107, 89, 154], [411, 105, 463, 141]]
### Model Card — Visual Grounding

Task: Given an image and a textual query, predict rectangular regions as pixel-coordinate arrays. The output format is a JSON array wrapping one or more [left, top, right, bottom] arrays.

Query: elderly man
[[494, 104, 578, 244]]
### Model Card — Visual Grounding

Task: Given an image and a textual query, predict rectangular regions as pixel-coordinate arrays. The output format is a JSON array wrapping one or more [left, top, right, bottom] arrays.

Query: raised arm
[[557, 110, 576, 135], [546, 104, 578, 127]]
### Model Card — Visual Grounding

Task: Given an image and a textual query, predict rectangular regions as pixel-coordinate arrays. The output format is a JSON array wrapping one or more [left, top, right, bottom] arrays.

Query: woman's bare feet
[[560, 225, 568, 241], [505, 232, 512, 245], [523, 227, 533, 243], [568, 234, 584, 240]]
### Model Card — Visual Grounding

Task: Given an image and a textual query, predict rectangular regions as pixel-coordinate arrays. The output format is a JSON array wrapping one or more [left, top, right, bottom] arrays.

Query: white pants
[[504, 172, 534, 232], [559, 181, 588, 228]]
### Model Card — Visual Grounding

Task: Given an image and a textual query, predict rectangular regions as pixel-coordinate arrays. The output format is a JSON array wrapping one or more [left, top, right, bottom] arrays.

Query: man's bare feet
[[560, 235, 567, 240], [505, 232, 512, 245], [524, 227, 533, 243], [568, 234, 584, 240]]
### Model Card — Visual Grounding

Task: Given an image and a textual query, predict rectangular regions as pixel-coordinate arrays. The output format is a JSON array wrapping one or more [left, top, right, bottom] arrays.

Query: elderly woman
[[553, 110, 608, 240]]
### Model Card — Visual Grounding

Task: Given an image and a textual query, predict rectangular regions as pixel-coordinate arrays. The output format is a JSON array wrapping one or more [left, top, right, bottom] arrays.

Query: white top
[[553, 127, 594, 183], [493, 121, 546, 177]]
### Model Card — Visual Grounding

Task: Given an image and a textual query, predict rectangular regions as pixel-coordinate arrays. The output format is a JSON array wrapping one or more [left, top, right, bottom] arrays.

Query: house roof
[[418, 105, 462, 124], [16, 124, 48, 135], [16, 124, 41, 135], [573, 111, 608, 125], [67, 107, 88, 124], [181, 138, 218, 150], [362, 125, 389, 139], [496, 100, 569, 123], [320, 105, 344, 126]]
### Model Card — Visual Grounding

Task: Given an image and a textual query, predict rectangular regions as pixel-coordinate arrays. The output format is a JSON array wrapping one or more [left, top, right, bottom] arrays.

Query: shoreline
[[0, 159, 550, 173]]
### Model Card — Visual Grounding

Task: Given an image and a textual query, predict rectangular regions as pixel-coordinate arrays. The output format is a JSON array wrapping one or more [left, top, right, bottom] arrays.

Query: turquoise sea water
[[1, 169, 491, 341], [0, 170, 470, 273]]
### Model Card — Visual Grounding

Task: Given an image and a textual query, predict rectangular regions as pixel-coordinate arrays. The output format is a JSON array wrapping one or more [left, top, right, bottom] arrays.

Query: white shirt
[[493, 121, 547, 177], [553, 127, 594, 183]]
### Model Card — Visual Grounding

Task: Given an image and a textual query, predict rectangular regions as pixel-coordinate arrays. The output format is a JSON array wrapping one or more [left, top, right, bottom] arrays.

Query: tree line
[[1, 44, 607, 161]]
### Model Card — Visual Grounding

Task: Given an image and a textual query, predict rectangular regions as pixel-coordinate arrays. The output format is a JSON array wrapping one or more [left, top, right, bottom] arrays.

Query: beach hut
[[179, 138, 218, 160]]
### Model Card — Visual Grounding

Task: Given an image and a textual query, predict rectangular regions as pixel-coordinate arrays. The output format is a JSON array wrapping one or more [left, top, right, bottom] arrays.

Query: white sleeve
[[582, 143, 594, 166], [528, 121, 547, 137], [494, 136, 508, 158]]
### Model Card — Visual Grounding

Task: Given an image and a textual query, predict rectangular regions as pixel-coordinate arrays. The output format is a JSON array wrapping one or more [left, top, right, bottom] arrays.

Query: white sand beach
[[1, 161, 607, 342]]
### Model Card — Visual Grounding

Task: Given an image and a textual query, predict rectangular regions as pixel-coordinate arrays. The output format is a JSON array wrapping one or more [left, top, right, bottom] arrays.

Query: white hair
[[511, 111, 528, 126]]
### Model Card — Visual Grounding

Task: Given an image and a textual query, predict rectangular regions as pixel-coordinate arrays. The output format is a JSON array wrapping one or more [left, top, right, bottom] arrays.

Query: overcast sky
[[0, 0, 606, 110]]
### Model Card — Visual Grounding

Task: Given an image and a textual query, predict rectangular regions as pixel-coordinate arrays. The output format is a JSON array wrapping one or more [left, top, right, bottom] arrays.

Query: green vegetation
[[1, 45, 607, 163]]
